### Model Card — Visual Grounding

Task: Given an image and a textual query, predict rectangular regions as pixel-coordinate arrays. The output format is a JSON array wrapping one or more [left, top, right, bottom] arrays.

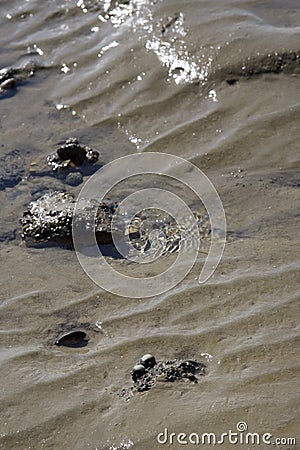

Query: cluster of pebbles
[[119, 354, 206, 398]]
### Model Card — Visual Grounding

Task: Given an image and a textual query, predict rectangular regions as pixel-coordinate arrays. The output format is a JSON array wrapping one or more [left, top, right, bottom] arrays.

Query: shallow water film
[[0, 0, 299, 449]]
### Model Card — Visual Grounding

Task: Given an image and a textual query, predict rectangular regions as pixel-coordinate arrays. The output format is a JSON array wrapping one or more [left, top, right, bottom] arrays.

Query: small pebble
[[140, 353, 156, 369], [65, 172, 83, 186], [0, 78, 16, 90], [131, 364, 146, 381]]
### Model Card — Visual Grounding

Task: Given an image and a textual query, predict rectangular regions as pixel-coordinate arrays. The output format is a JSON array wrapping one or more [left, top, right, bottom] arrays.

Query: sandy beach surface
[[0, 1, 299, 449]]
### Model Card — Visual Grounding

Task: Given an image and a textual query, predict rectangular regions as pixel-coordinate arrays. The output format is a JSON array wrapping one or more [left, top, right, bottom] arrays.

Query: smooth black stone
[[55, 330, 88, 348]]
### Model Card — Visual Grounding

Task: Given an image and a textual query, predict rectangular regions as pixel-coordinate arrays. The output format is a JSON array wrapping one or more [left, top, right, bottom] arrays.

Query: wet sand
[[0, 0, 299, 449]]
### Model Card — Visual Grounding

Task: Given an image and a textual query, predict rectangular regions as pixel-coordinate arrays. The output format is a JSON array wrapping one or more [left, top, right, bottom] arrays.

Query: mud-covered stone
[[65, 172, 83, 186], [47, 138, 99, 172], [20, 190, 115, 246], [20, 191, 74, 244], [29, 138, 100, 186]]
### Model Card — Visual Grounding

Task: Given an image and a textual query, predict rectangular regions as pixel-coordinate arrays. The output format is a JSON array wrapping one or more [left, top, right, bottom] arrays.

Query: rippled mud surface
[[0, 0, 299, 449]]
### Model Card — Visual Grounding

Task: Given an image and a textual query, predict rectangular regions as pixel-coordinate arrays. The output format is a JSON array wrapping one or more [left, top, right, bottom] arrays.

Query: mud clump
[[47, 138, 99, 172], [20, 191, 115, 246], [120, 354, 206, 398], [29, 138, 100, 186], [21, 191, 74, 245]]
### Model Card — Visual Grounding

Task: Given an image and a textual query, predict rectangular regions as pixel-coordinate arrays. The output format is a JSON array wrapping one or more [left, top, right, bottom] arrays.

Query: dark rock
[[131, 364, 146, 382], [55, 330, 88, 348], [0, 78, 16, 90], [47, 138, 99, 172], [65, 172, 83, 186], [140, 353, 156, 369], [29, 138, 100, 183]]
